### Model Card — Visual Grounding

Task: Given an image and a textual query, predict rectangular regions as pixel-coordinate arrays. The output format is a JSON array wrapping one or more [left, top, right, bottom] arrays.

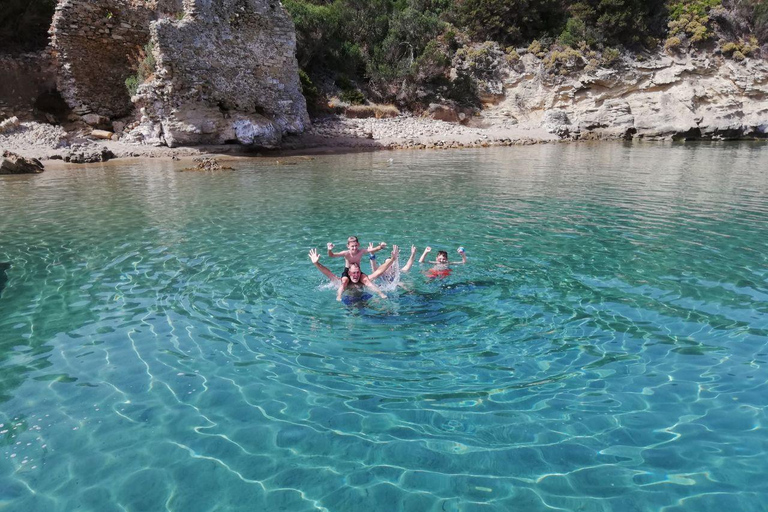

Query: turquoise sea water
[[0, 143, 767, 511]]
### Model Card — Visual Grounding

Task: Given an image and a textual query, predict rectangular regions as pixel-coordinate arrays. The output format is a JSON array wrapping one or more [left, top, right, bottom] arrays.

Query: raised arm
[[364, 241, 387, 254], [418, 246, 431, 263], [453, 246, 467, 264], [368, 243, 380, 272], [327, 242, 346, 258], [309, 248, 340, 282], [401, 245, 418, 272], [369, 245, 399, 280]]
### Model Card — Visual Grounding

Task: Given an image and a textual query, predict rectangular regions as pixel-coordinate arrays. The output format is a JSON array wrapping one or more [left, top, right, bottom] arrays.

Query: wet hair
[[437, 250, 448, 259], [349, 262, 362, 272], [347, 236, 359, 244]]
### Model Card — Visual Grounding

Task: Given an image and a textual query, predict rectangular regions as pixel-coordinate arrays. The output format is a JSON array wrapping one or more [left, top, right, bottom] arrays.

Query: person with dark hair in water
[[309, 245, 400, 301], [418, 246, 467, 278]]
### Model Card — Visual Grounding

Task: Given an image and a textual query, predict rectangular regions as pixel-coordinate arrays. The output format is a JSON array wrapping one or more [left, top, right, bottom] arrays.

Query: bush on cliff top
[[287, 0, 681, 109]]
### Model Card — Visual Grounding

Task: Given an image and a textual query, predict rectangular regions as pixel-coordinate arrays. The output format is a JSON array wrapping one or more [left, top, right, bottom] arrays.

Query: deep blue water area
[[0, 142, 767, 511]]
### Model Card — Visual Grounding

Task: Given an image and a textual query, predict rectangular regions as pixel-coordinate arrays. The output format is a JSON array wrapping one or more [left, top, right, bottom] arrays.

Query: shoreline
[[3, 114, 766, 171], [1, 115, 563, 169]]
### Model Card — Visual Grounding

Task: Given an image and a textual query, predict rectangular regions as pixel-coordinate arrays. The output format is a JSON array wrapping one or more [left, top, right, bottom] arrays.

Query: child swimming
[[418, 246, 467, 278]]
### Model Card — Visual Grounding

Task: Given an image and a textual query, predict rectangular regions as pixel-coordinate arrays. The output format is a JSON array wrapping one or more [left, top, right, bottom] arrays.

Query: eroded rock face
[[50, 0, 307, 147], [488, 51, 768, 140], [0, 151, 45, 174], [126, 0, 309, 147], [0, 53, 58, 122], [49, 0, 179, 119]]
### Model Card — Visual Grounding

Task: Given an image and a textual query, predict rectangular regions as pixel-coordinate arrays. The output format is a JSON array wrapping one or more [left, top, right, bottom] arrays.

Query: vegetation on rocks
[[282, 0, 766, 112], [124, 43, 157, 97], [1, 0, 766, 116]]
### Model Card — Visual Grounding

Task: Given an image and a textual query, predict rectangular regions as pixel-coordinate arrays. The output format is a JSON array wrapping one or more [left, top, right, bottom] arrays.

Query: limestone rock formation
[[50, 0, 170, 119], [50, 0, 308, 148], [0, 151, 45, 174], [485, 50, 768, 140], [127, 0, 309, 147]]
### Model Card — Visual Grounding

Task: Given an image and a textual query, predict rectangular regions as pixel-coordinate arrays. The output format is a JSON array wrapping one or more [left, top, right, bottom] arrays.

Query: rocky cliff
[[48, 0, 308, 147], [127, 0, 309, 147], [477, 46, 768, 141]]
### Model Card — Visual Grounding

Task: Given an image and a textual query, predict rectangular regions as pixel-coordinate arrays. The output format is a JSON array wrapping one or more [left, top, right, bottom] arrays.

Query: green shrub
[[411, 38, 451, 82], [559, 17, 596, 47], [720, 36, 758, 58], [667, 0, 721, 43], [298, 69, 319, 106], [450, 0, 568, 46], [505, 48, 520, 64], [124, 42, 156, 97], [125, 75, 140, 97], [340, 88, 365, 104], [543, 46, 585, 73], [664, 35, 683, 51], [601, 47, 620, 65], [527, 39, 546, 57]]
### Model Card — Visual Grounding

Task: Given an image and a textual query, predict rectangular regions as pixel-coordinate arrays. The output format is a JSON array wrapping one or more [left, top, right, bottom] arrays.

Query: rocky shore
[[0, 114, 562, 167], [1, 46, 766, 169]]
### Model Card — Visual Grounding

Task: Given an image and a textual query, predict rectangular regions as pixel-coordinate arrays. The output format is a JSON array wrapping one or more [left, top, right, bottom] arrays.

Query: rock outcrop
[[0, 151, 45, 174], [129, 0, 309, 147], [484, 48, 768, 140], [50, 0, 177, 120], [50, 0, 308, 148], [0, 52, 59, 122]]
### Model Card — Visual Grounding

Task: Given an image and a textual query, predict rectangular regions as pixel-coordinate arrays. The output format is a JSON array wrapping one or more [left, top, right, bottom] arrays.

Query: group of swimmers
[[309, 236, 467, 301]]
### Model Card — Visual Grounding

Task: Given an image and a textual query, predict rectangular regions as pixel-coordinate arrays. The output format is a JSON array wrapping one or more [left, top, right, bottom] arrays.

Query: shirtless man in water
[[310, 245, 400, 301], [327, 236, 387, 298]]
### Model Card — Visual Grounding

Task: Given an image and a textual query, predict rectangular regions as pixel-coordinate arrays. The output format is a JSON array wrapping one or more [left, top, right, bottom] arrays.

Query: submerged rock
[[183, 157, 233, 171], [0, 151, 45, 174]]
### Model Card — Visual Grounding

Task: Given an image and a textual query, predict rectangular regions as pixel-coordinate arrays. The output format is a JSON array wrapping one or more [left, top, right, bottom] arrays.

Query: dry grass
[[344, 104, 400, 119]]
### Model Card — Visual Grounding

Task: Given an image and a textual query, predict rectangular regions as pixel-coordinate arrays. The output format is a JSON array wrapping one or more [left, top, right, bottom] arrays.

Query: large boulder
[[0, 151, 45, 174], [126, 0, 309, 147]]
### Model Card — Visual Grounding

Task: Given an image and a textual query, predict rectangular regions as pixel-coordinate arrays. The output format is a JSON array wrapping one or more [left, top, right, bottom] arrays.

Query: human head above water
[[348, 262, 362, 283], [436, 250, 448, 263], [347, 236, 360, 251]]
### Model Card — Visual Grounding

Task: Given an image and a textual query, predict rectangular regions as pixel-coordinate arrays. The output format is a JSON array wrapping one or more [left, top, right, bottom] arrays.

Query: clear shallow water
[[0, 143, 767, 511]]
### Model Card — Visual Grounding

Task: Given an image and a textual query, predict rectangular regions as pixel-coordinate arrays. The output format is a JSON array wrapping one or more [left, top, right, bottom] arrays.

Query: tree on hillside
[[450, 0, 568, 46], [561, 0, 667, 47]]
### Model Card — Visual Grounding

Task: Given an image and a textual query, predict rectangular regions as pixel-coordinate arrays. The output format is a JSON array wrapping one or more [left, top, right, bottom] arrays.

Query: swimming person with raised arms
[[327, 236, 387, 298], [310, 245, 400, 302], [419, 246, 467, 278]]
